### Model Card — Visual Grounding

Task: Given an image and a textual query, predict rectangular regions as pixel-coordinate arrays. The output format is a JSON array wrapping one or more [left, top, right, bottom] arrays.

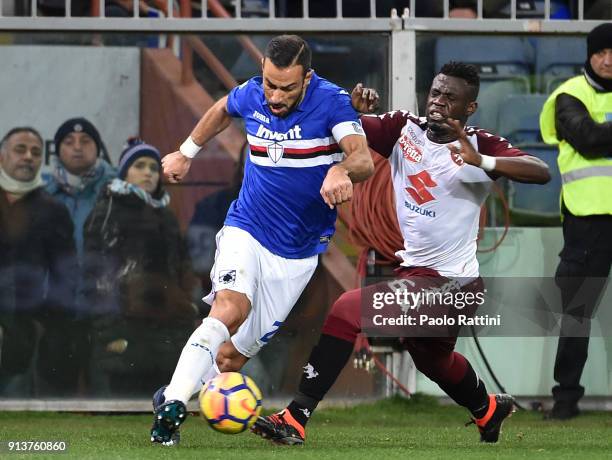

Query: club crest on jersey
[[450, 151, 465, 166], [219, 269, 236, 286], [266, 141, 284, 163], [399, 134, 422, 163]]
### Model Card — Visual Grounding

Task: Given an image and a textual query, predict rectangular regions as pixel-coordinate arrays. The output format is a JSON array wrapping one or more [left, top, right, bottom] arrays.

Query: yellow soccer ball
[[199, 372, 263, 434]]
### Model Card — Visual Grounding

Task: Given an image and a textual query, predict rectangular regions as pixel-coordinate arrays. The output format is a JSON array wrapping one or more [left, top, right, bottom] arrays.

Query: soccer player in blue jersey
[[150, 34, 374, 445]]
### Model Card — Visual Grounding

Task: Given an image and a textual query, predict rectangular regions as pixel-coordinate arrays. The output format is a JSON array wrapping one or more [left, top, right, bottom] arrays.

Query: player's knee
[[321, 291, 361, 342], [211, 290, 251, 334]]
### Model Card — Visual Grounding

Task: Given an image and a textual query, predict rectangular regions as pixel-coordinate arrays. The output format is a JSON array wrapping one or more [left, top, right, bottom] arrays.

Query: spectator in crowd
[[44, 118, 115, 394], [585, 0, 612, 19], [449, 1, 478, 18], [45, 117, 116, 259], [105, 0, 163, 17], [539, 23, 612, 420], [37, 0, 90, 16], [0, 127, 77, 396], [83, 139, 199, 396]]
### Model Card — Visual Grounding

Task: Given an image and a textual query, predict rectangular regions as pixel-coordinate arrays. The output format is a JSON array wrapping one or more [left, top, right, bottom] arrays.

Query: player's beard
[[426, 120, 452, 142], [267, 80, 307, 118]]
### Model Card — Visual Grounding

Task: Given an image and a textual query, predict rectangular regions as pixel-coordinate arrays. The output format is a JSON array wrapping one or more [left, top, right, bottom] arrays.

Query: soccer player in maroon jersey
[[251, 62, 550, 445]]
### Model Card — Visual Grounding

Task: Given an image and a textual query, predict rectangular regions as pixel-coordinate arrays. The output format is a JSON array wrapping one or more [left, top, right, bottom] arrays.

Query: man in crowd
[[0, 127, 77, 396], [45, 117, 116, 259]]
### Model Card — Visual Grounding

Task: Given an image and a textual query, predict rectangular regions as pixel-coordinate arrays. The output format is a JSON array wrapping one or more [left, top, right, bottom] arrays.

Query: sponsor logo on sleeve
[[352, 122, 364, 134]]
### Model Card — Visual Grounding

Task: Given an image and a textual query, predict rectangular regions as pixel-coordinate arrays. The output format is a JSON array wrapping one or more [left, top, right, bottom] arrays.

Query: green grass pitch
[[1, 395, 611, 459]]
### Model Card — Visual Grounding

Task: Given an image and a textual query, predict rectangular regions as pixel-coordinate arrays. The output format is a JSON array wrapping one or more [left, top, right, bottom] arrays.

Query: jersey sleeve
[[327, 90, 365, 143], [226, 79, 252, 118], [360, 111, 415, 158], [473, 128, 529, 180], [474, 129, 527, 158]]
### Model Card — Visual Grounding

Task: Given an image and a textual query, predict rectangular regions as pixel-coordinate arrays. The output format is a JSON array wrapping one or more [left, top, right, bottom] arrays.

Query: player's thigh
[[231, 253, 318, 359], [204, 226, 260, 332]]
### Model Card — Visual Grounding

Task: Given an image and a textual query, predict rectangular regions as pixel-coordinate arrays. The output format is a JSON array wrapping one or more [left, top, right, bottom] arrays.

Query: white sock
[[164, 317, 229, 404], [193, 362, 221, 396]]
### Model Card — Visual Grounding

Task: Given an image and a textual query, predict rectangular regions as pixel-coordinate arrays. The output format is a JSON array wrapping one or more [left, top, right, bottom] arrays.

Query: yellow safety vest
[[540, 75, 612, 216]]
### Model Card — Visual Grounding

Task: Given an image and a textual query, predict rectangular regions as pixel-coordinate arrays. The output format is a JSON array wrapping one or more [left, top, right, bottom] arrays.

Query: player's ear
[[261, 57, 265, 72], [466, 101, 478, 117], [304, 68, 313, 85]]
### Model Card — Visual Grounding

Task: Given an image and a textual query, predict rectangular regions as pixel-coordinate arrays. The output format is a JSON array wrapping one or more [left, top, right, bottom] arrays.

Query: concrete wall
[[0, 45, 140, 165]]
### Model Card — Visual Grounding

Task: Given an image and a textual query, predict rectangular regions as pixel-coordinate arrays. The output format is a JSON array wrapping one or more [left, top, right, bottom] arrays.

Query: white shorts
[[203, 226, 318, 358]]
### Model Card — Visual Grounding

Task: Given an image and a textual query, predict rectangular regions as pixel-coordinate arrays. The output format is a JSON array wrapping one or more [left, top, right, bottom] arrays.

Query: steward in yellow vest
[[541, 76, 612, 216], [538, 23, 612, 421]]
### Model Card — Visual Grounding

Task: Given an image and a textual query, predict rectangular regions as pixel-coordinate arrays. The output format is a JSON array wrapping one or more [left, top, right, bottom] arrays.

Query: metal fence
[[0, 0, 606, 31]]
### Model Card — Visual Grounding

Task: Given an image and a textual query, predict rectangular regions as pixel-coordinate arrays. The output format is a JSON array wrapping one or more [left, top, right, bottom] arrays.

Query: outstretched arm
[[162, 96, 233, 183], [447, 118, 551, 184]]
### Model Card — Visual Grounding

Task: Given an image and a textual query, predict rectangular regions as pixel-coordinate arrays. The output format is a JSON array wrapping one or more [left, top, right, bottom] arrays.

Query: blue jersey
[[224, 72, 363, 259]]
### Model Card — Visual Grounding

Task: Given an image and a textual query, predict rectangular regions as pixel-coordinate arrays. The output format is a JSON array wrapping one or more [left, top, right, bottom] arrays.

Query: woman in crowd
[[83, 139, 199, 396]]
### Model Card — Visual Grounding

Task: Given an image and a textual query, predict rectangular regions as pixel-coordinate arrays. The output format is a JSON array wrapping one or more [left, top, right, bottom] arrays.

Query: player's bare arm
[[447, 118, 551, 184], [320, 134, 374, 209], [162, 95, 233, 183]]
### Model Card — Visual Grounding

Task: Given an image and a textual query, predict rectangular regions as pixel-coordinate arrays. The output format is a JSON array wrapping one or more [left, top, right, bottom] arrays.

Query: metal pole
[[181, 39, 195, 85], [336, 0, 342, 18], [31, 0, 36, 17], [510, 0, 516, 20], [303, 0, 309, 18], [99, 0, 105, 17], [201, 0, 207, 17], [167, 0, 172, 18], [235, 0, 241, 18], [443, 0, 449, 18], [477, 0, 483, 19], [409, 0, 415, 17], [370, 0, 375, 18], [66, 0, 71, 17], [391, 29, 416, 112], [544, 0, 550, 20], [578, 0, 584, 20]]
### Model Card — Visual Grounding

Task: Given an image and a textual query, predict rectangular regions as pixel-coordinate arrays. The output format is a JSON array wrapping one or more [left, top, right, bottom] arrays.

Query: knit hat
[[54, 117, 103, 156], [587, 23, 612, 59], [117, 138, 163, 194]]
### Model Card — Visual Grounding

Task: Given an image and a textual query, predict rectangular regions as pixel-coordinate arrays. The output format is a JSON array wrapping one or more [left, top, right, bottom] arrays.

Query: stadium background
[[0, 0, 610, 413]]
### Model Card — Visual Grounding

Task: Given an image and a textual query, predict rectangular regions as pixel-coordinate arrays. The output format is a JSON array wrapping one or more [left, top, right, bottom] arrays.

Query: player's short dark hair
[[0, 127, 43, 152], [439, 61, 480, 101], [264, 35, 312, 75]]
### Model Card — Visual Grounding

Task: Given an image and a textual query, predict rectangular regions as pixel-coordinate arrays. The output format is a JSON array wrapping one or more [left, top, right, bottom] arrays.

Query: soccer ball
[[199, 372, 263, 434]]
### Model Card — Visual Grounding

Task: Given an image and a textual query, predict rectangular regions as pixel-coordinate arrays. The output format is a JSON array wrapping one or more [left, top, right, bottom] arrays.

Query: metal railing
[[0, 0, 605, 33], [1, 0, 602, 20]]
